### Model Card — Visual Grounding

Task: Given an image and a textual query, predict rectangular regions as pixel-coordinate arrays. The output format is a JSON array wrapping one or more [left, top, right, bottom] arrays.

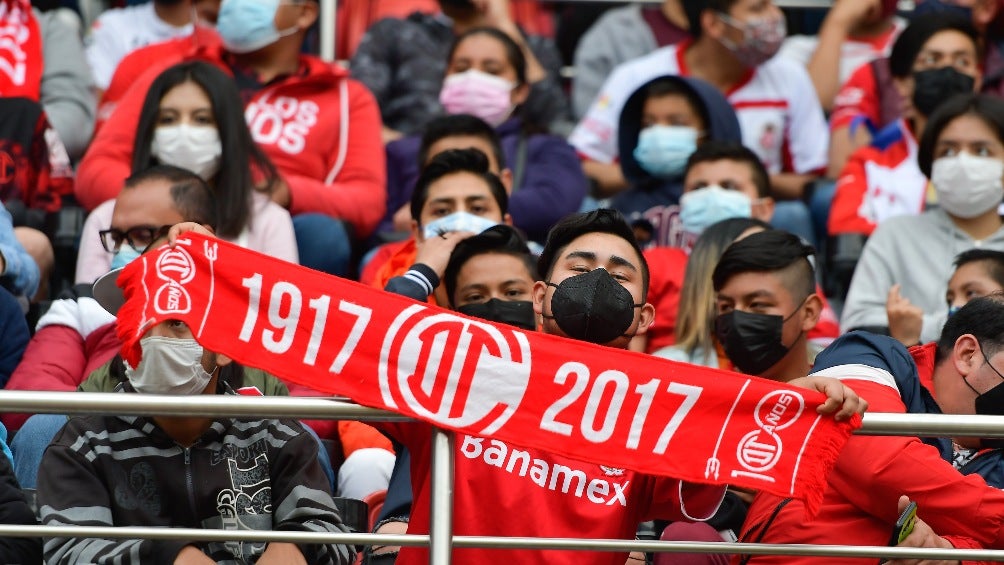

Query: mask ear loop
[[966, 342, 1004, 396], [778, 295, 812, 349]]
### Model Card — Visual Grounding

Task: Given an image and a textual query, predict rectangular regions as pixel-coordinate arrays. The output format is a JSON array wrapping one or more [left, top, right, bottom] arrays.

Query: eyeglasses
[[99, 225, 172, 253]]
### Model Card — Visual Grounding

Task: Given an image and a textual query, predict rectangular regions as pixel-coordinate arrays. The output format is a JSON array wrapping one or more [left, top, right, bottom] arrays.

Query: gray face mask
[[126, 336, 215, 395]]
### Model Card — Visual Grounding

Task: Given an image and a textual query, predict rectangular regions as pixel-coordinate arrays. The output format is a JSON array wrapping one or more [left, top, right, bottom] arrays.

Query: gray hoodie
[[841, 208, 1004, 343]]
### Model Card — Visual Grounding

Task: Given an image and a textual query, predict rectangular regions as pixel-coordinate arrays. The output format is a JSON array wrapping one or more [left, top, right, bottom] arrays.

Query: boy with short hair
[[383, 149, 511, 305], [711, 230, 1004, 562], [887, 248, 1004, 346], [679, 142, 775, 237]]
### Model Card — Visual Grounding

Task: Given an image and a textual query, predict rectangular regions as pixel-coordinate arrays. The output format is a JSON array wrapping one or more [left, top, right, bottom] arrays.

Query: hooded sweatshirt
[[78, 29, 386, 237], [381, 117, 587, 243], [841, 208, 1004, 343], [612, 75, 742, 248]]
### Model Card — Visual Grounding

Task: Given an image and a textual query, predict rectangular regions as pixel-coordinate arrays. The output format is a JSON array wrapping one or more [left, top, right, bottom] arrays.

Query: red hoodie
[[80, 28, 386, 237]]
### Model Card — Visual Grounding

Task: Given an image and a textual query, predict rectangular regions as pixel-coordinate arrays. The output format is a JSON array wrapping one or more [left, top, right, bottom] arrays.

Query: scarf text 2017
[[116, 234, 859, 515]]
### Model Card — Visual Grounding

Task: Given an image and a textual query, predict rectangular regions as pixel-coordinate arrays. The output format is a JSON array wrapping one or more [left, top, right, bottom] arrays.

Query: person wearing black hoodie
[[613, 75, 742, 248]]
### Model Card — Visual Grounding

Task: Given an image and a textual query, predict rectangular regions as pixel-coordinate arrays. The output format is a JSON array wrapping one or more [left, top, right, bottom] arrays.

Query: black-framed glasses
[[98, 225, 172, 253]]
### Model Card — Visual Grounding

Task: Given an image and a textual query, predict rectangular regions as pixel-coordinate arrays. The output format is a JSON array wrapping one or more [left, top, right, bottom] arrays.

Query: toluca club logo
[[734, 390, 805, 482], [153, 244, 196, 315], [379, 305, 532, 436]]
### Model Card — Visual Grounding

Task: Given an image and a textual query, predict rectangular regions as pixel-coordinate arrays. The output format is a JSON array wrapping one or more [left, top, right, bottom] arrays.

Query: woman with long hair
[[76, 61, 297, 283]]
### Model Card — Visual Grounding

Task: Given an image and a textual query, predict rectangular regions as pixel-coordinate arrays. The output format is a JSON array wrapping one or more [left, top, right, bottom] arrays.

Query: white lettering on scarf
[[460, 436, 630, 506], [732, 390, 804, 482]]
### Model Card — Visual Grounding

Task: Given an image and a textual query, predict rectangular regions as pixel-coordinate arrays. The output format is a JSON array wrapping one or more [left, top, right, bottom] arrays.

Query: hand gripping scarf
[[114, 234, 860, 516], [0, 0, 41, 101]]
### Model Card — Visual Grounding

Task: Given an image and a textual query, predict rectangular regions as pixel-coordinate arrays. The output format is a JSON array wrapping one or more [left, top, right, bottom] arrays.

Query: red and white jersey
[[829, 119, 928, 236], [569, 41, 828, 175], [380, 421, 725, 565]]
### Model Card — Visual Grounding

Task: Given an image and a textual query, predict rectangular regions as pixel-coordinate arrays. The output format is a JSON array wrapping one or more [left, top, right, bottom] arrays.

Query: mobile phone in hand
[[879, 501, 918, 564]]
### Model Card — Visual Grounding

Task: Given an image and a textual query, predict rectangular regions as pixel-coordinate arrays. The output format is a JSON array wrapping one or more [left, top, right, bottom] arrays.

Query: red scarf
[[116, 234, 859, 515], [0, 0, 41, 101]]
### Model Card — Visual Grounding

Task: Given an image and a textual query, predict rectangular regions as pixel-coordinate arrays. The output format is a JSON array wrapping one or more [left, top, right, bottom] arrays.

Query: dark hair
[[537, 208, 649, 298], [682, 0, 739, 40], [124, 165, 218, 227], [642, 77, 708, 129], [409, 148, 509, 224], [936, 294, 1004, 365], [712, 230, 816, 301], [418, 114, 506, 171], [131, 61, 280, 239], [888, 13, 978, 78], [676, 217, 773, 356], [684, 141, 771, 198], [443, 224, 537, 307], [918, 93, 1004, 178], [446, 27, 527, 87], [954, 249, 1004, 288]]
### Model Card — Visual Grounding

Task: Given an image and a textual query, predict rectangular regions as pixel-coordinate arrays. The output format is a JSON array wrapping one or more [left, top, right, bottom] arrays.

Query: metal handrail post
[[429, 427, 456, 564], [319, 0, 336, 62]]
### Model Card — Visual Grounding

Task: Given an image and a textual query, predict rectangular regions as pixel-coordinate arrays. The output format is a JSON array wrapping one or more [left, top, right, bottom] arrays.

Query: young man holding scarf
[[369, 209, 863, 565], [711, 230, 1004, 563], [152, 210, 865, 564], [78, 0, 385, 278]]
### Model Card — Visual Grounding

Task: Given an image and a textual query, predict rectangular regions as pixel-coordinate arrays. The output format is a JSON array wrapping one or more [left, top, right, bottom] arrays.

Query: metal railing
[[3, 390, 1003, 563]]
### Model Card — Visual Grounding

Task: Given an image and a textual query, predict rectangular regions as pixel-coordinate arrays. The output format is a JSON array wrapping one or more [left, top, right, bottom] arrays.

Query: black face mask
[[715, 306, 802, 376], [972, 345, 1004, 448], [974, 381, 1004, 448], [456, 299, 536, 331], [912, 66, 975, 117], [543, 268, 642, 344]]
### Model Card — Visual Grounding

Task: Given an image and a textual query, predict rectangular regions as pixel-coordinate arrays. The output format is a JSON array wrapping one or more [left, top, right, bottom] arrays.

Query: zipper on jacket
[[184, 448, 197, 520]]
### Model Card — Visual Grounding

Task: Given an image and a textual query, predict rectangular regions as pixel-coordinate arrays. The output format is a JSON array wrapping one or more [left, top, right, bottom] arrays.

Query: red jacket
[[380, 420, 723, 565], [737, 375, 1004, 564], [81, 29, 386, 237], [829, 119, 928, 236], [2, 295, 119, 432]]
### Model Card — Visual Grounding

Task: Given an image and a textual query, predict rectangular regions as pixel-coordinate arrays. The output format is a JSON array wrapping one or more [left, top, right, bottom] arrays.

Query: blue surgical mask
[[217, 0, 299, 54], [947, 305, 961, 318], [111, 245, 142, 271], [632, 125, 698, 179], [679, 185, 753, 234], [422, 211, 499, 240]]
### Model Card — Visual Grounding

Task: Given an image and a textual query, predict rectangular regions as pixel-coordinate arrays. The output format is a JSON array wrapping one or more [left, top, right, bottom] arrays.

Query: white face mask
[[932, 152, 1004, 219], [126, 336, 216, 396], [151, 124, 223, 181]]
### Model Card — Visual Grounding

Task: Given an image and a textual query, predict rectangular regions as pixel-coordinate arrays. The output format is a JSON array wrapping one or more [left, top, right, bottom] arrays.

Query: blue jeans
[[808, 180, 837, 248], [10, 413, 64, 489], [771, 200, 817, 249], [293, 214, 353, 278]]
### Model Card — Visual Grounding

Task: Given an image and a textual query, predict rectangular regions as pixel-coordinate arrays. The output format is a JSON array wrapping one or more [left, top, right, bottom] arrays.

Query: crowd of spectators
[[1, 0, 1004, 562]]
